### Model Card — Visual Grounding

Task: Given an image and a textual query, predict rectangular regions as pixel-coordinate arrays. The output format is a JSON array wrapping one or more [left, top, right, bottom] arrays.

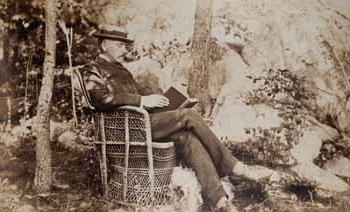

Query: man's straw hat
[[92, 24, 134, 44]]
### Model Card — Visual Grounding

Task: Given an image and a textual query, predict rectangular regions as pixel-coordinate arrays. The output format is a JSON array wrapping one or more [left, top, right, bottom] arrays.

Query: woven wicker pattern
[[107, 144, 176, 205], [92, 107, 176, 206], [93, 110, 147, 143]]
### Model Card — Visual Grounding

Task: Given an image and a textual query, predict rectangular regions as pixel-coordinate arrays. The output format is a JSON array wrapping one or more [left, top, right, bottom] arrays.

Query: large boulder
[[212, 100, 282, 141], [290, 124, 349, 192], [212, 0, 350, 125], [323, 156, 350, 178], [103, 0, 196, 46], [210, 49, 283, 141], [291, 120, 340, 163], [292, 163, 349, 192], [170, 167, 202, 212], [291, 128, 327, 164], [213, 0, 350, 72]]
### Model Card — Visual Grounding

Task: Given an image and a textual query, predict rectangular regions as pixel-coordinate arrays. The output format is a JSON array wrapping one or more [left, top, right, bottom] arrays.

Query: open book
[[151, 87, 199, 113]]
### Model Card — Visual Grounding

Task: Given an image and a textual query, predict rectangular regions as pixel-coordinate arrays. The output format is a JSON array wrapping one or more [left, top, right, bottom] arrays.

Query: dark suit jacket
[[83, 55, 152, 111]]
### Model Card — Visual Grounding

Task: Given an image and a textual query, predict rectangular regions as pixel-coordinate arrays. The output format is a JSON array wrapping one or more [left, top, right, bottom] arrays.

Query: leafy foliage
[[228, 128, 295, 168], [227, 69, 319, 167], [0, 0, 111, 122]]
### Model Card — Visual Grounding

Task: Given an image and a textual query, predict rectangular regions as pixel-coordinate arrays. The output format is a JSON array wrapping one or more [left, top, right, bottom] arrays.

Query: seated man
[[84, 25, 276, 212]]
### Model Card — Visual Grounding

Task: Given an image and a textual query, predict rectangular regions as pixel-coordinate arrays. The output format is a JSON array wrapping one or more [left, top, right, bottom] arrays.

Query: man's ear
[[100, 40, 108, 52]]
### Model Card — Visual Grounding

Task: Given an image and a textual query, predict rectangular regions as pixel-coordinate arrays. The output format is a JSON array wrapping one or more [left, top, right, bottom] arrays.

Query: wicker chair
[[73, 68, 177, 206]]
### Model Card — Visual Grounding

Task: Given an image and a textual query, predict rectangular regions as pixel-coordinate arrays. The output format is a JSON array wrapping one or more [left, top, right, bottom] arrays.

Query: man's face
[[104, 40, 127, 59]]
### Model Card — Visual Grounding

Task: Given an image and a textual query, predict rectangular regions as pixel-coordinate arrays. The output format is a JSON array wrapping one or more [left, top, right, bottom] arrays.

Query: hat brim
[[93, 32, 134, 44]]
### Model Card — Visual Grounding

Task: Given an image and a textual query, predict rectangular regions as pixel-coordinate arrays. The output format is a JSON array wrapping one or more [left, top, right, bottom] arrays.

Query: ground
[[0, 132, 349, 212]]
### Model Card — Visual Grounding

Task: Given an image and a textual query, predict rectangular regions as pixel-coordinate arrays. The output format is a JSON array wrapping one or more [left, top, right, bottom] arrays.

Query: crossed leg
[[149, 108, 237, 204]]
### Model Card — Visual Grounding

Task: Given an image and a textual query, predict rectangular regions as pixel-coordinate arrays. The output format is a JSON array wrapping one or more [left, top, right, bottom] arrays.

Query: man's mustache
[[118, 51, 141, 62]]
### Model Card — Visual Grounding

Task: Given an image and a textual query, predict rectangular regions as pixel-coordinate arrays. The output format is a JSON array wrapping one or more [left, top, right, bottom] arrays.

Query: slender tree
[[3, 25, 9, 64], [1, 0, 9, 64], [188, 0, 214, 116], [34, 0, 57, 193]]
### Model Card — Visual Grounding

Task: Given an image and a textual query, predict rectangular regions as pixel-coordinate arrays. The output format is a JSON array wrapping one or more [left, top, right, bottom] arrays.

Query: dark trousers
[[150, 108, 238, 205]]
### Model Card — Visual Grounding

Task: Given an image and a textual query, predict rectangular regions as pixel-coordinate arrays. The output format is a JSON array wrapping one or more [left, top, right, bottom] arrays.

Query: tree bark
[[2, 0, 9, 64], [3, 25, 9, 63], [188, 0, 213, 116], [34, 0, 57, 193]]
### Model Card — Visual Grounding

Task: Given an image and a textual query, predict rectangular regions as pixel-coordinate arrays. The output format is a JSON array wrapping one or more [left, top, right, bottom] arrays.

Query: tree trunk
[[3, 25, 9, 63], [34, 0, 57, 193], [188, 0, 213, 116], [2, 0, 9, 64]]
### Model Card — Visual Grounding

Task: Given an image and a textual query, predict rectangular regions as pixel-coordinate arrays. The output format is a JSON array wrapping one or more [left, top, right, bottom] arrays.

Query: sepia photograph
[[0, 0, 350, 211]]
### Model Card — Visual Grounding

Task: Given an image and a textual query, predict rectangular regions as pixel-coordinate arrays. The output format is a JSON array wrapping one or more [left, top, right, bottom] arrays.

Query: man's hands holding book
[[141, 87, 198, 112], [141, 94, 169, 108]]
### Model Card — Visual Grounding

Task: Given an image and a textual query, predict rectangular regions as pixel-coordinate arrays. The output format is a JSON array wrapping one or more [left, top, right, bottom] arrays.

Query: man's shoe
[[213, 200, 239, 212], [232, 161, 279, 182]]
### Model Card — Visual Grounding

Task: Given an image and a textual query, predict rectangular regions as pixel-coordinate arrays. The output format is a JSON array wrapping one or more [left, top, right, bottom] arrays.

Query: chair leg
[[99, 113, 109, 200], [101, 145, 108, 199]]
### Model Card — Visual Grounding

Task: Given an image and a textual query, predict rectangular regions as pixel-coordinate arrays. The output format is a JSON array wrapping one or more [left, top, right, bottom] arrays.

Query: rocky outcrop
[[292, 163, 349, 192], [290, 125, 349, 192], [323, 156, 350, 178]]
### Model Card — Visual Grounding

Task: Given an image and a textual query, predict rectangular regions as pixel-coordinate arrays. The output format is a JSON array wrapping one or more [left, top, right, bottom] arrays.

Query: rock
[[209, 49, 285, 141], [57, 131, 78, 147], [222, 180, 235, 201], [126, 57, 164, 92], [306, 116, 340, 141], [291, 129, 323, 163], [0, 132, 20, 149], [50, 119, 69, 142], [212, 100, 283, 142], [292, 163, 349, 192], [15, 205, 35, 212], [171, 167, 202, 212], [290, 125, 349, 192], [80, 202, 91, 208], [291, 123, 340, 164], [315, 188, 333, 199], [126, 53, 191, 94], [56, 130, 89, 152], [323, 156, 350, 178]]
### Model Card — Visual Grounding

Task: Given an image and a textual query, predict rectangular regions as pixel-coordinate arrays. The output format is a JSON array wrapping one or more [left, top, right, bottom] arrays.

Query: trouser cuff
[[206, 184, 227, 206]]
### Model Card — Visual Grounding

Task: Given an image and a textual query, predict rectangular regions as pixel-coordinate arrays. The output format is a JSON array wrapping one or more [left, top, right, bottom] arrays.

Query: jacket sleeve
[[134, 78, 154, 96], [84, 66, 141, 110]]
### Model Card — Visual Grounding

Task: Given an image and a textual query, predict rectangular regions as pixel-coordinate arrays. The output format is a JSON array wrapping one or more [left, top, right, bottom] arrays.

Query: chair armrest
[[118, 105, 149, 116], [118, 106, 150, 124]]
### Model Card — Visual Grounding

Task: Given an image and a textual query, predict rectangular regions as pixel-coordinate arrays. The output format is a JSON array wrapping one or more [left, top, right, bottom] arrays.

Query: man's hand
[[141, 94, 169, 108]]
